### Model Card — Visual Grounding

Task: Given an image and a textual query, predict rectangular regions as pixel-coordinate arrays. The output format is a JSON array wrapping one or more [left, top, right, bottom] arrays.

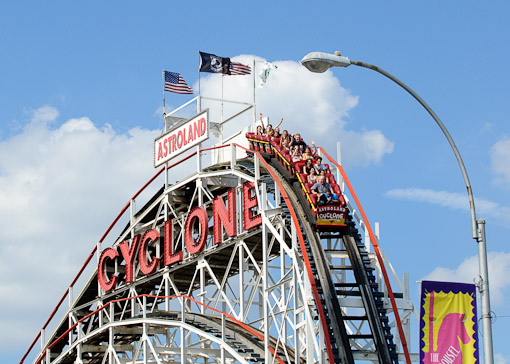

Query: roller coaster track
[[21, 143, 413, 364], [260, 153, 402, 364]]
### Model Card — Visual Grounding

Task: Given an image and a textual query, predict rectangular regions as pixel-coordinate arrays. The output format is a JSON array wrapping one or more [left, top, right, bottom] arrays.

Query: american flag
[[164, 71, 193, 94], [229, 62, 251, 75]]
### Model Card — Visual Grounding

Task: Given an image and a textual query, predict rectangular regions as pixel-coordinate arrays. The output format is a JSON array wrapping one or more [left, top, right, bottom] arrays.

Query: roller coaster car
[[246, 132, 348, 232], [296, 170, 347, 231]]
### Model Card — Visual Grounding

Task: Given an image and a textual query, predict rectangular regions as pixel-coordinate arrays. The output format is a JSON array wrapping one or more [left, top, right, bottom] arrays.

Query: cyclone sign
[[316, 205, 346, 226], [154, 110, 209, 167], [97, 182, 262, 292]]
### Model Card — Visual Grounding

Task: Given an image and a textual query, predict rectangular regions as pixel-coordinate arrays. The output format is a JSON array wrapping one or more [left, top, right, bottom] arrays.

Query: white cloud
[[490, 137, 510, 185], [29, 105, 59, 124], [0, 106, 162, 351], [422, 252, 510, 306], [385, 188, 510, 228], [495, 353, 509, 364], [342, 129, 394, 166], [196, 55, 393, 166]]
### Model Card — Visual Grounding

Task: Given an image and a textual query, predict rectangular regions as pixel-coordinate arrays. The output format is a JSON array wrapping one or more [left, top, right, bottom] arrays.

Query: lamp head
[[301, 51, 351, 73]]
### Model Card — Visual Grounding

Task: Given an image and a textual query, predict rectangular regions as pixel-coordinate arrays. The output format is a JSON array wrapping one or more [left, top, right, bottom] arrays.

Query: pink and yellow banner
[[420, 281, 479, 364]]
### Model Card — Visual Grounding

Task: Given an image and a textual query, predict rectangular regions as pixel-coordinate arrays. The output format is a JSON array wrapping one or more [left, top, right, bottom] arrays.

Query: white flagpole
[[198, 52, 201, 112], [253, 59, 256, 124], [221, 74, 224, 125], [162, 69, 166, 132]]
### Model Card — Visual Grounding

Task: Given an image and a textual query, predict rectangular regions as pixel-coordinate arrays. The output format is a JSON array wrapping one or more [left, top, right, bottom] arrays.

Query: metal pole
[[477, 219, 494, 364], [253, 59, 257, 122], [162, 69, 166, 117], [198, 51, 201, 97], [349, 60, 493, 363]]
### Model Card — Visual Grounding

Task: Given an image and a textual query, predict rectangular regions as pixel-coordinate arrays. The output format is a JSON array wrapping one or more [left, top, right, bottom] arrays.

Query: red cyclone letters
[[164, 220, 183, 266], [243, 182, 262, 230], [98, 183, 261, 292], [139, 229, 160, 275], [184, 207, 208, 255], [213, 188, 237, 244], [98, 248, 119, 291], [119, 235, 140, 283]]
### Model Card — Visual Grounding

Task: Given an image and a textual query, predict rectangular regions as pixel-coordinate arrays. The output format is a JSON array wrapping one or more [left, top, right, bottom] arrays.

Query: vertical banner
[[420, 281, 479, 364]]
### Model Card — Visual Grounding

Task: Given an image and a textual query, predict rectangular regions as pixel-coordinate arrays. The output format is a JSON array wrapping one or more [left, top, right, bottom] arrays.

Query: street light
[[302, 51, 494, 364]]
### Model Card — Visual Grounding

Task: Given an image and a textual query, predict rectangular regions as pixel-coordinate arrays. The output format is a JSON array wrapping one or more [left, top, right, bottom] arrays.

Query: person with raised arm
[[302, 142, 316, 160], [279, 130, 289, 147], [259, 113, 266, 131], [273, 117, 283, 133], [281, 135, 292, 150]]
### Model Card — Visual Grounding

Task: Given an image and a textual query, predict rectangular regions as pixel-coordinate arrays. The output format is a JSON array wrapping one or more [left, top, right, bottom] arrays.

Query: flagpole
[[162, 69, 169, 192], [253, 59, 256, 125], [198, 51, 201, 112], [162, 69, 167, 132], [221, 74, 224, 125]]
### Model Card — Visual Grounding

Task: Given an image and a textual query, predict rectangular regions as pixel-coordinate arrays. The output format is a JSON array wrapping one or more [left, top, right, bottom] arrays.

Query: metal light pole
[[301, 51, 494, 364]]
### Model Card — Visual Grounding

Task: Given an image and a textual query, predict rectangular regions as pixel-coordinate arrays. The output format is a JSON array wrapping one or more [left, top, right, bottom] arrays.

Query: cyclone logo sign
[[316, 205, 346, 225]]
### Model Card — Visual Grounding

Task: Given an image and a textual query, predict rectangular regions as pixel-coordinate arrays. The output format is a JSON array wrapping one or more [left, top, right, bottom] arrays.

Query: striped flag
[[229, 62, 251, 75], [164, 71, 193, 94]]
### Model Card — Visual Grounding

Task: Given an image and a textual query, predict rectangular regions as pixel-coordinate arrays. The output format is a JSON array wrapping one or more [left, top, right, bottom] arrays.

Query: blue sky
[[1, 1, 509, 363]]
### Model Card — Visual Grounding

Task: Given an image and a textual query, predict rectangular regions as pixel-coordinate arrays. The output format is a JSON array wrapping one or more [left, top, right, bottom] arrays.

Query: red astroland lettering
[[200, 118, 206, 136], [243, 182, 262, 230], [164, 220, 183, 265], [213, 188, 237, 244], [177, 130, 183, 149], [98, 248, 119, 291], [138, 229, 160, 275], [171, 134, 177, 152], [193, 119, 200, 139], [163, 138, 168, 157], [157, 142, 163, 161], [188, 124, 194, 144], [185, 206, 208, 255]]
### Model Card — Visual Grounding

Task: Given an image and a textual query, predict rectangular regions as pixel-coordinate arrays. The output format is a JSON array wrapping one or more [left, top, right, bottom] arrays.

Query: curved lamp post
[[301, 51, 493, 364]]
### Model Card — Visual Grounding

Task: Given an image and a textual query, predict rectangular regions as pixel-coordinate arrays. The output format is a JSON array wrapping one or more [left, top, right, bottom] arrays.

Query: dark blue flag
[[199, 51, 231, 75]]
